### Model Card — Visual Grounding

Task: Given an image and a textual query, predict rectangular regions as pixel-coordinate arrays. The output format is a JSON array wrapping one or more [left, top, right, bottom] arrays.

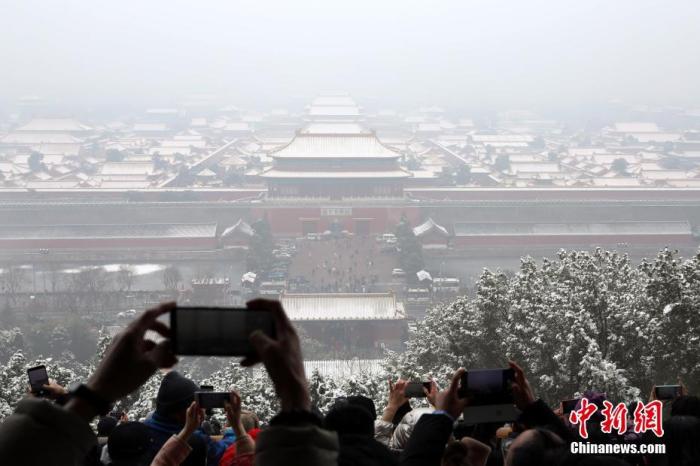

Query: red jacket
[[218, 428, 260, 466]]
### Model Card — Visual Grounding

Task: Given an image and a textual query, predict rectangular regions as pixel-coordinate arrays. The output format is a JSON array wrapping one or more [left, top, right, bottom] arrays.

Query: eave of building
[[259, 169, 412, 179]]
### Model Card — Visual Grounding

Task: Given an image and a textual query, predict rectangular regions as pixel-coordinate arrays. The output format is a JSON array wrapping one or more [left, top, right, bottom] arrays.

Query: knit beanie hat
[[156, 371, 198, 416], [108, 422, 154, 465]]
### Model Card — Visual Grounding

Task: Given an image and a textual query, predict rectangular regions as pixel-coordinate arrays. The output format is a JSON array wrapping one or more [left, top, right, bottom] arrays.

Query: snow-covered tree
[[0, 351, 31, 411], [0, 328, 25, 364], [202, 362, 279, 423], [502, 250, 649, 403], [395, 248, 699, 405], [337, 370, 389, 411], [1, 247, 697, 422], [308, 369, 341, 413], [122, 371, 165, 421], [641, 249, 700, 393]]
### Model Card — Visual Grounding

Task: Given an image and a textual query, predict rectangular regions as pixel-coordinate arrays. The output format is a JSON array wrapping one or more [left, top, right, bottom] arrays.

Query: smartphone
[[200, 385, 214, 391], [654, 385, 682, 400], [405, 381, 432, 398], [561, 398, 580, 414], [195, 391, 231, 409], [171, 306, 276, 356], [458, 368, 515, 404], [27, 365, 49, 396]]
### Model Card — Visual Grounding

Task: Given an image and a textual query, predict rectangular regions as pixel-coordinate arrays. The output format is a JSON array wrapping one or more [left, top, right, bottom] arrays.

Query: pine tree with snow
[[393, 248, 700, 405], [308, 369, 341, 414]]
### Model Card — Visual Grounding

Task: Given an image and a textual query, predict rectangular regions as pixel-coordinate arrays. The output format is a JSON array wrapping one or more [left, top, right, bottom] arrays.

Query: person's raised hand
[[241, 299, 310, 412], [41, 380, 68, 400], [224, 391, 243, 430], [424, 379, 439, 407], [87, 302, 178, 403], [178, 401, 204, 440], [388, 378, 408, 409], [509, 360, 536, 410], [226, 392, 255, 454], [381, 378, 408, 422], [436, 368, 467, 420]]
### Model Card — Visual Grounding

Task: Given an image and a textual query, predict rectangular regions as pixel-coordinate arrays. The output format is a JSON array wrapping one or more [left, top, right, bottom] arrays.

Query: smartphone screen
[[561, 398, 580, 414], [171, 307, 275, 356], [27, 365, 49, 395], [195, 391, 231, 409], [459, 368, 515, 404], [654, 385, 682, 400], [405, 381, 431, 398]]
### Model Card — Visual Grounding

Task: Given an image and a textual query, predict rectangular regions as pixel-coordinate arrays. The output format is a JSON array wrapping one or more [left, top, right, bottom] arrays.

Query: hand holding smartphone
[[27, 365, 49, 397], [404, 381, 432, 398], [654, 385, 682, 400], [458, 368, 515, 404], [195, 391, 231, 409], [561, 398, 580, 414], [460, 368, 520, 424]]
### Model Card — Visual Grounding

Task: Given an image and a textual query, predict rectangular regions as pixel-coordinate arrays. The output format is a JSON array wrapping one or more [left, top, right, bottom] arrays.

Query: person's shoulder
[[338, 435, 398, 466], [0, 398, 97, 463]]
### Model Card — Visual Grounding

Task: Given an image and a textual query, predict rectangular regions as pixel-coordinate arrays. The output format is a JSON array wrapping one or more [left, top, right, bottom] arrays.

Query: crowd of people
[[0, 299, 698, 466], [291, 237, 385, 293]]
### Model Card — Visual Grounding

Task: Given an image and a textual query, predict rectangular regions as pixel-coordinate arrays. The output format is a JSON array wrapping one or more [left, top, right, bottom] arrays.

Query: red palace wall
[[251, 206, 422, 236], [418, 231, 450, 246]]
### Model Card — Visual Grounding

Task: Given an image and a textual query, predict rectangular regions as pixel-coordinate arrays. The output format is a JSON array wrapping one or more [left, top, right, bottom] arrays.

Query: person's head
[[345, 395, 377, 420], [199, 420, 213, 436], [442, 441, 473, 466], [209, 418, 222, 435], [241, 410, 260, 432], [442, 437, 492, 466], [155, 371, 198, 422], [671, 396, 700, 419], [390, 407, 434, 450], [108, 422, 154, 466], [661, 415, 700, 466], [505, 428, 566, 466], [324, 402, 374, 438], [97, 416, 118, 437], [580, 391, 607, 423]]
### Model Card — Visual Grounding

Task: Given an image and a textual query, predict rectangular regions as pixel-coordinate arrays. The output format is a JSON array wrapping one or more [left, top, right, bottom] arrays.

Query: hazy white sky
[[2, 0, 699, 111]]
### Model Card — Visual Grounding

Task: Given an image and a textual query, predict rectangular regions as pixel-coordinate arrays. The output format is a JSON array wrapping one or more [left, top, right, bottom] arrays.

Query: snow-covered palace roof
[[252, 359, 384, 379], [221, 218, 255, 238], [280, 292, 406, 321], [269, 131, 401, 159], [413, 217, 450, 237]]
